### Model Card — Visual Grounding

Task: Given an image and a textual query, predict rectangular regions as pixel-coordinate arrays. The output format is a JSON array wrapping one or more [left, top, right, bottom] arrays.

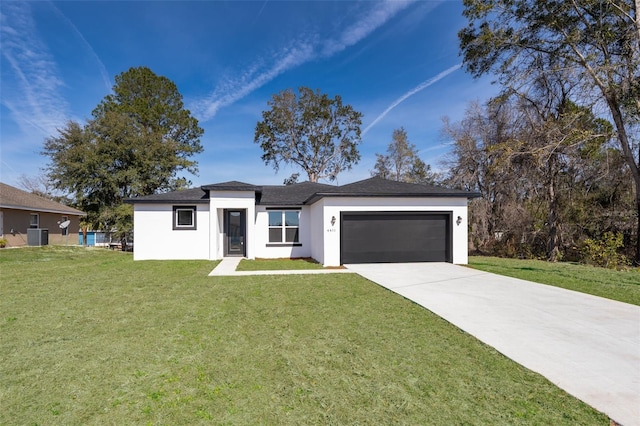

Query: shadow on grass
[[237, 257, 324, 271]]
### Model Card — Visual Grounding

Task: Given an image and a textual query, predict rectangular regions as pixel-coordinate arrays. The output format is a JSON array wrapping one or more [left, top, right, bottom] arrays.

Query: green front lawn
[[469, 256, 640, 306], [1, 247, 607, 424]]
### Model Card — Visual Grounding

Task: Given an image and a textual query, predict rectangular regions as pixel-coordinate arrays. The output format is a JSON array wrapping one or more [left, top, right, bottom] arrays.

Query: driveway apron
[[346, 262, 640, 426]]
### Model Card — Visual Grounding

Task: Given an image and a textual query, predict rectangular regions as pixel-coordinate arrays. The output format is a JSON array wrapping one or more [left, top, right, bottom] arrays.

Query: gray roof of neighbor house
[[0, 183, 86, 215], [126, 177, 481, 206]]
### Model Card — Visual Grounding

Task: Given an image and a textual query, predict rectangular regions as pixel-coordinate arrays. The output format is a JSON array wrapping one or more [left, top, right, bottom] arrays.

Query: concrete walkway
[[208, 257, 355, 276], [345, 262, 640, 426]]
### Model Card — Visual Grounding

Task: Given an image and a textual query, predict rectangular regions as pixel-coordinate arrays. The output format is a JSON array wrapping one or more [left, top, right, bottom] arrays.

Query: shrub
[[581, 232, 630, 269]]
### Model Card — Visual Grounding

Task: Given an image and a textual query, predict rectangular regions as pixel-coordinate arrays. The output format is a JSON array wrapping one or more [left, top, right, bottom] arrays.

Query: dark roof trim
[[125, 198, 209, 205], [265, 206, 302, 210]]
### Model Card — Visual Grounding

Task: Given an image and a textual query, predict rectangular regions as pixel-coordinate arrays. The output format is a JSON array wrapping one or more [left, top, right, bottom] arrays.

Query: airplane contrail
[[362, 63, 462, 136], [193, 0, 417, 121]]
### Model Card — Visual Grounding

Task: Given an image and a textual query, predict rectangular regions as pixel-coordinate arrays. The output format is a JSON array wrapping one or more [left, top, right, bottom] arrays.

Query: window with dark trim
[[268, 210, 299, 243], [29, 213, 39, 229], [173, 206, 197, 230]]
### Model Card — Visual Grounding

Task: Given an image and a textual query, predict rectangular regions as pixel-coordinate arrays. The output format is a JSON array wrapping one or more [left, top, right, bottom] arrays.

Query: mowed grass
[[1, 247, 608, 425], [469, 256, 640, 306], [237, 257, 324, 271]]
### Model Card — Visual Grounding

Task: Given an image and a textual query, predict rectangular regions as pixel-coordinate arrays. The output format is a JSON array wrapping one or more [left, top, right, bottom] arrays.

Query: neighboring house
[[77, 231, 110, 247], [0, 183, 86, 247], [127, 177, 480, 266]]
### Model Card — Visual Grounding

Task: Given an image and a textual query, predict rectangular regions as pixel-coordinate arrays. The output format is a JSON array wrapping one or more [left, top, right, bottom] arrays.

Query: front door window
[[226, 210, 245, 256]]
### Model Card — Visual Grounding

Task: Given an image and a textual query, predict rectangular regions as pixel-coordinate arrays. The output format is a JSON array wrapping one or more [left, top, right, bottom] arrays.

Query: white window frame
[[173, 206, 196, 230], [29, 213, 39, 229], [267, 210, 300, 244]]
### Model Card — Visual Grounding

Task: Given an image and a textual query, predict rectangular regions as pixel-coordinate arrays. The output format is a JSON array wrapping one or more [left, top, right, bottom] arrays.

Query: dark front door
[[340, 212, 451, 264], [225, 210, 246, 256]]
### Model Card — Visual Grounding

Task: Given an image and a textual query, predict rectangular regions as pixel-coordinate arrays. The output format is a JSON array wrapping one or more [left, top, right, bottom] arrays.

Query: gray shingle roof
[[126, 177, 480, 206], [125, 187, 209, 204], [0, 183, 86, 215], [201, 181, 261, 191], [304, 176, 479, 203], [257, 182, 336, 205]]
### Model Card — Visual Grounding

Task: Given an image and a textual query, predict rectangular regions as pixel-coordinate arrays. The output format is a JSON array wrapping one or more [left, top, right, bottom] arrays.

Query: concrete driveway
[[345, 262, 640, 426]]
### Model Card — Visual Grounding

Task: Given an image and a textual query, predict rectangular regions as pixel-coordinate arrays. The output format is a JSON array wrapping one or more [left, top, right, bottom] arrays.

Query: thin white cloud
[[194, 41, 316, 120], [418, 141, 454, 155], [321, 0, 414, 56], [192, 0, 416, 121], [362, 63, 462, 136], [0, 2, 69, 136], [49, 1, 111, 91]]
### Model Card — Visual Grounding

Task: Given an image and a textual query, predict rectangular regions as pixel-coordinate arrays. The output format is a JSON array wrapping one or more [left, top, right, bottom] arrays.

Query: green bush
[[581, 232, 630, 269]]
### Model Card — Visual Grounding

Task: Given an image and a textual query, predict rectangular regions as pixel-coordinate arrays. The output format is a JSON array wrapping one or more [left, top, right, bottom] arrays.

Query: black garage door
[[340, 212, 451, 264]]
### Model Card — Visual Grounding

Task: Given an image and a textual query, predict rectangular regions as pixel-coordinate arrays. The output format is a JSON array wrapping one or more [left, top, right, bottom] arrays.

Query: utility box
[[27, 228, 49, 246]]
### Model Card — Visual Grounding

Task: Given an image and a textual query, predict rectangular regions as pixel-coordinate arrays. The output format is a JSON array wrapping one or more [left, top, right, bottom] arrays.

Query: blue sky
[[1, 0, 498, 189]]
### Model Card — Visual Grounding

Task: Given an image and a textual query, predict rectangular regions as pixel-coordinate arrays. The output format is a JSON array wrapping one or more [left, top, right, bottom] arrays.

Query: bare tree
[[17, 173, 69, 204]]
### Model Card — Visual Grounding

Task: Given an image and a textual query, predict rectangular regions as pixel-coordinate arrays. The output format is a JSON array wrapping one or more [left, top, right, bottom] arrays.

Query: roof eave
[[124, 199, 210, 205], [256, 202, 305, 207], [0, 203, 86, 216], [201, 185, 262, 193]]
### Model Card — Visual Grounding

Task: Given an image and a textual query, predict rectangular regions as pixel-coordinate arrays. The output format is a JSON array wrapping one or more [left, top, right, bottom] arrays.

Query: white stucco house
[[126, 177, 480, 266]]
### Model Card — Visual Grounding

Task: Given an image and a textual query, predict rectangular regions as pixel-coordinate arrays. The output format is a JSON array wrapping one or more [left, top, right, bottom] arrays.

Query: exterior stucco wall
[[130, 193, 471, 264], [316, 197, 470, 267], [0, 208, 81, 247], [309, 201, 326, 265], [254, 206, 312, 259], [209, 191, 256, 260], [133, 204, 210, 260]]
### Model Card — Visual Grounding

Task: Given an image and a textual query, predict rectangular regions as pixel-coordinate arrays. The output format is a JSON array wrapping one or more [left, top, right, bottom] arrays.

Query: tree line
[[452, 0, 638, 265], [441, 95, 634, 266]]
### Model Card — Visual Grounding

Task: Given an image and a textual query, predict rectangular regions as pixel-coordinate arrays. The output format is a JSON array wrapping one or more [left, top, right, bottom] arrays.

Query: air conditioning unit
[[27, 228, 49, 246]]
